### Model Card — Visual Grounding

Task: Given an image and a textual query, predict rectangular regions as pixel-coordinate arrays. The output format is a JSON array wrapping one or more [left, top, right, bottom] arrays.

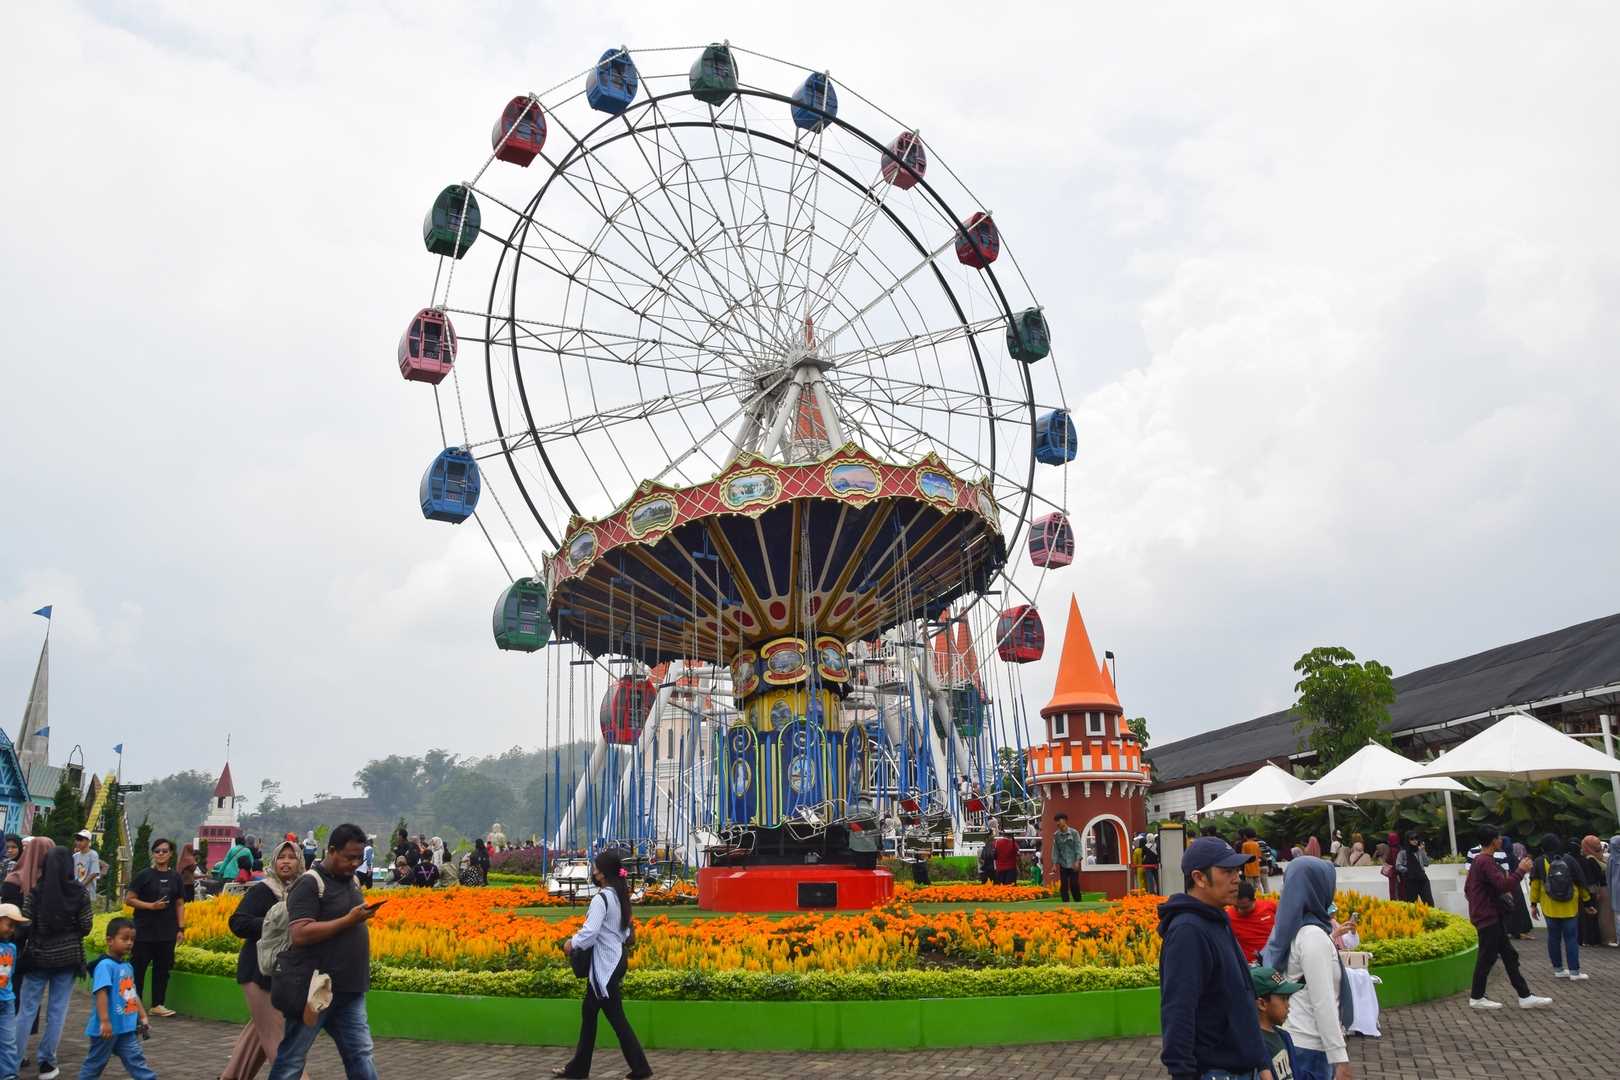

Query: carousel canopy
[[547, 445, 1005, 665], [1293, 740, 1468, 806], [1404, 712, 1620, 783], [1196, 762, 1315, 816]]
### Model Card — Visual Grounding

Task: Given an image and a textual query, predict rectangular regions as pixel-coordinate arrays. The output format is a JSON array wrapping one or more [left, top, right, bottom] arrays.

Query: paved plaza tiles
[[44, 945, 1620, 1079]]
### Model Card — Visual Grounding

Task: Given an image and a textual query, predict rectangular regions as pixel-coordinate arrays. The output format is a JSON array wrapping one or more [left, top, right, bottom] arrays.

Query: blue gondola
[[1006, 308, 1050, 363], [791, 72, 838, 132], [1033, 409, 1076, 465], [419, 447, 481, 522], [587, 47, 640, 114], [422, 185, 480, 259]]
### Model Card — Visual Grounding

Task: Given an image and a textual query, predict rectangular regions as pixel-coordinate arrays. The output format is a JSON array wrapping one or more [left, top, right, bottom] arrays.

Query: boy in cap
[[1157, 836, 1267, 1080], [0, 901, 28, 1080], [73, 830, 103, 894], [1252, 964, 1303, 1080]]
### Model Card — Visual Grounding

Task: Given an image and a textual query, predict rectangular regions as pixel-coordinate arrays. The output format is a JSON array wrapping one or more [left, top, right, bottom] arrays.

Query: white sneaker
[[1554, 968, 1571, 978], [1568, 971, 1589, 981], [1518, 994, 1553, 1009], [1469, 997, 1503, 1009]]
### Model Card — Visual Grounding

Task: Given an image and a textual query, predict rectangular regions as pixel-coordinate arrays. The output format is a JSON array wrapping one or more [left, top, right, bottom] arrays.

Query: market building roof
[[1146, 611, 1620, 787]]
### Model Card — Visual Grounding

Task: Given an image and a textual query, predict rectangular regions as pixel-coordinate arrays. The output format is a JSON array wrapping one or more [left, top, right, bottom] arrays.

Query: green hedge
[[150, 902, 1478, 1003]]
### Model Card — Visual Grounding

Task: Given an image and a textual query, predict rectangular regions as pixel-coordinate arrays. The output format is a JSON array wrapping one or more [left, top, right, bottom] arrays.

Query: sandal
[[551, 1070, 586, 1078]]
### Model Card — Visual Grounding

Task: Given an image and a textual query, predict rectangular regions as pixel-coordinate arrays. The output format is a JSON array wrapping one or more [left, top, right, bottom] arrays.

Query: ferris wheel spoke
[[802, 169, 892, 333], [769, 123, 831, 350], [832, 363, 1041, 414], [813, 231, 965, 354], [458, 310, 737, 381], [487, 382, 723, 449], [821, 316, 1006, 370]]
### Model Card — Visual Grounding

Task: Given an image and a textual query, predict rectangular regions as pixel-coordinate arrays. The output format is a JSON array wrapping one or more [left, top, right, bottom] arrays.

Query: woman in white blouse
[[554, 850, 652, 1079], [1261, 856, 1355, 1080]]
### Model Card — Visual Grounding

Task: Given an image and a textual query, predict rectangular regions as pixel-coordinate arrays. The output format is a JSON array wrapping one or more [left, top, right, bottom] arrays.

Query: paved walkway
[[37, 944, 1620, 1079]]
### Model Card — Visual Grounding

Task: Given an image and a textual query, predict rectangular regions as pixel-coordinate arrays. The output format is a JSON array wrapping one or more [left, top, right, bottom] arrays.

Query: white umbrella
[[1297, 742, 1469, 804], [1196, 763, 1314, 816], [1405, 712, 1620, 783], [1297, 740, 1470, 854]]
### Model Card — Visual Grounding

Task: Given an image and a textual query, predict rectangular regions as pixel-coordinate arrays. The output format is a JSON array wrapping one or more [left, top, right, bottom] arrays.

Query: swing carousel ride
[[398, 43, 1076, 909]]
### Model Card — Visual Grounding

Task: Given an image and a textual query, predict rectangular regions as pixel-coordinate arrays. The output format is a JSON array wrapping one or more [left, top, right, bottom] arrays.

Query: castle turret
[[197, 762, 240, 874], [1027, 596, 1150, 898]]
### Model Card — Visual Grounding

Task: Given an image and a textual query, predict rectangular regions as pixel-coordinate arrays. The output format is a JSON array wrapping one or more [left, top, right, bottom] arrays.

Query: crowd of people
[[1160, 822, 1620, 1080]]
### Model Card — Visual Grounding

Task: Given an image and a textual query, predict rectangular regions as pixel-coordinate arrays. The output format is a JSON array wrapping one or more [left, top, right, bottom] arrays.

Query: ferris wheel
[[403, 42, 1073, 636]]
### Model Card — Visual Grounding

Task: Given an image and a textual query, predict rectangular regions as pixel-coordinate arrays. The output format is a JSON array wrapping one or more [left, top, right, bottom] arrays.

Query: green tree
[[131, 816, 153, 877], [354, 756, 425, 820], [97, 784, 124, 904], [38, 774, 86, 849], [256, 779, 283, 818], [430, 772, 513, 840], [1292, 646, 1395, 770], [121, 771, 216, 850]]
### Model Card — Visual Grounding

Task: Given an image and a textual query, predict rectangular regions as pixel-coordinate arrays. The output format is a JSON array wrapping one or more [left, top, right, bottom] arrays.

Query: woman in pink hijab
[[1, 836, 54, 907], [1304, 836, 1322, 859], [1382, 831, 1402, 900]]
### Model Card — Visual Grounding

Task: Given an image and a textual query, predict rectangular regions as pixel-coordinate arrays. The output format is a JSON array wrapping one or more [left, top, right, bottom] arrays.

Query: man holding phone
[[266, 823, 382, 1080]]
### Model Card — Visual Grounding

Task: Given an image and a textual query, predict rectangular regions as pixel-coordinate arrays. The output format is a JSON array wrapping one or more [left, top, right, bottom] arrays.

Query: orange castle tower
[[1026, 596, 1150, 899]]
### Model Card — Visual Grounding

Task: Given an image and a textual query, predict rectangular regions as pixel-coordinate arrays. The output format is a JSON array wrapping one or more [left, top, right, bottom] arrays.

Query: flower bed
[[895, 882, 1054, 903], [164, 887, 1470, 1001]]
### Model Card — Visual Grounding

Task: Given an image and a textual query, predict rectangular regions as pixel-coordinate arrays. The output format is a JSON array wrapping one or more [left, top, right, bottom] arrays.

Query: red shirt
[[993, 836, 1020, 871], [1227, 897, 1277, 962]]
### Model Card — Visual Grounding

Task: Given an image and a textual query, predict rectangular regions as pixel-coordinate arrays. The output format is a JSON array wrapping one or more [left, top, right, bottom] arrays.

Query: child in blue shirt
[[80, 919, 155, 1080], [0, 900, 28, 1080]]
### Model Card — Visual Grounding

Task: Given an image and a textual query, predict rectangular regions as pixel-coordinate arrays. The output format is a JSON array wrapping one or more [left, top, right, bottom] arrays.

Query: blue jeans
[[78, 1032, 156, 1080], [1292, 1046, 1334, 1080], [266, 991, 377, 1080], [1546, 915, 1580, 972], [17, 970, 76, 1066], [0, 998, 16, 1078]]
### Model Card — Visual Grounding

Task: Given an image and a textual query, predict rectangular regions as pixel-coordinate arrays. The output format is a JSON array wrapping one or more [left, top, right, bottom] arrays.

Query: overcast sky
[[3, 3, 1616, 806]]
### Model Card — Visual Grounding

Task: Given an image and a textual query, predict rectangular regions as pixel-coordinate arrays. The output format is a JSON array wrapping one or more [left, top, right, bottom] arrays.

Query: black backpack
[[1542, 855, 1575, 903]]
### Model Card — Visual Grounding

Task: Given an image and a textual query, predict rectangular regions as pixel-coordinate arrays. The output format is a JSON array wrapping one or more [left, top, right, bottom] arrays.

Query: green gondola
[[949, 687, 984, 738], [492, 577, 550, 652], [1006, 308, 1050, 363], [422, 184, 481, 259], [689, 43, 738, 105]]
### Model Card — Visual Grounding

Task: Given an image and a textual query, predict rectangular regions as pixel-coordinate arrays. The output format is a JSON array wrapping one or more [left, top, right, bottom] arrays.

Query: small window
[[1087, 711, 1106, 737], [1052, 713, 1068, 740]]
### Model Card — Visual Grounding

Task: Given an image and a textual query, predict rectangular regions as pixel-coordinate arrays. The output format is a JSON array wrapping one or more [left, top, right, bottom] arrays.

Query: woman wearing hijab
[[222, 840, 308, 1080], [18, 846, 91, 1078], [1344, 841, 1372, 867], [1304, 836, 1323, 859], [1262, 857, 1352, 1080], [0, 836, 50, 909], [0, 834, 20, 880], [1382, 831, 1402, 901], [554, 849, 651, 1080], [1576, 835, 1606, 946]]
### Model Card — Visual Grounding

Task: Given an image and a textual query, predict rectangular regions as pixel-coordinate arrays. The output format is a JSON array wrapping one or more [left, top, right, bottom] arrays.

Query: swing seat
[[963, 796, 986, 813]]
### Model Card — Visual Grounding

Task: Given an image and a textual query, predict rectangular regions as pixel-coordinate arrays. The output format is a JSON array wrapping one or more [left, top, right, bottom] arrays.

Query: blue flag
[[113, 743, 124, 755], [34, 727, 49, 739], [32, 606, 51, 619]]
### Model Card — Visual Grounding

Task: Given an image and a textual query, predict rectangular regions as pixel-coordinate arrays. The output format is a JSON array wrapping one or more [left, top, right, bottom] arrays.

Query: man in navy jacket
[[1158, 837, 1267, 1080]]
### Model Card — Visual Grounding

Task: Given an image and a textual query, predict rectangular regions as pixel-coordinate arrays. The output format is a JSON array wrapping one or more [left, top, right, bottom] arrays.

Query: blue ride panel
[[586, 48, 640, 114], [780, 718, 826, 820], [1034, 409, 1077, 465], [419, 447, 481, 522], [791, 72, 838, 132], [723, 725, 760, 826]]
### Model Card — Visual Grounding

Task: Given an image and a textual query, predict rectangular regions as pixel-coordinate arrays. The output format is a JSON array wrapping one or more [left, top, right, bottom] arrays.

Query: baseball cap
[[75, 829, 92, 840], [1250, 965, 1303, 997], [1182, 836, 1254, 873], [0, 903, 29, 924]]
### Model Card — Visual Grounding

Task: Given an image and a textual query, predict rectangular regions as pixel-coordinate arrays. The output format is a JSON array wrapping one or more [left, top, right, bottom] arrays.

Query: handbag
[[569, 943, 593, 979], [271, 946, 318, 1018]]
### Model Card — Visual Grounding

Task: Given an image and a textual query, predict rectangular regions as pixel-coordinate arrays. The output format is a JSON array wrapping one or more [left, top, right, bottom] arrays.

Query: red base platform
[[698, 865, 894, 911]]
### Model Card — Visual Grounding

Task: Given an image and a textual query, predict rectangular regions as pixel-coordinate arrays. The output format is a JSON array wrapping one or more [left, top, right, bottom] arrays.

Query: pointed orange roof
[[953, 620, 986, 697], [1042, 595, 1121, 716]]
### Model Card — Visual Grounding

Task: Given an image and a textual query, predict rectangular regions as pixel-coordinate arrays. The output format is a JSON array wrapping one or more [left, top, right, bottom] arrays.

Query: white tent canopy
[[1197, 763, 1315, 817], [1297, 741, 1469, 805], [1405, 712, 1620, 783]]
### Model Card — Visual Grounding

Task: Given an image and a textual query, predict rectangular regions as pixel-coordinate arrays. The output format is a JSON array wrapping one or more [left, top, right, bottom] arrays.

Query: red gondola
[[1028, 512, 1073, 568], [397, 308, 457, 384], [995, 605, 1045, 663], [881, 131, 927, 189], [955, 212, 1000, 268], [490, 96, 547, 166], [600, 675, 656, 744]]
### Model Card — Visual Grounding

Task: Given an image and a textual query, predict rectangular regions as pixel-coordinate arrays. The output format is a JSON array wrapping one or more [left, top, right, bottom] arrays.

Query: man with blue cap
[[1158, 836, 1267, 1080]]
